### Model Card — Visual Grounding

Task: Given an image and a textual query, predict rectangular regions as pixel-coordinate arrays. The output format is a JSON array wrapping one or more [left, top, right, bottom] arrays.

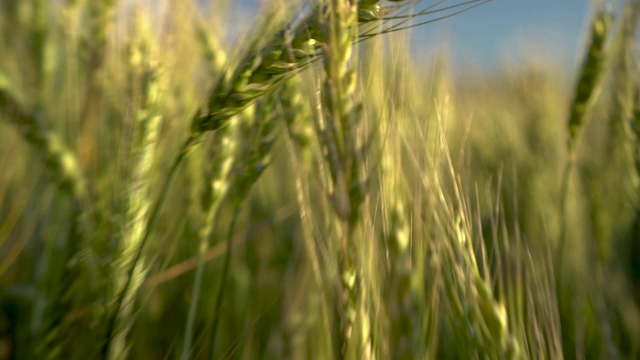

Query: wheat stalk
[[208, 99, 279, 358], [183, 110, 238, 359], [181, 22, 233, 360], [280, 77, 347, 356], [108, 10, 163, 360]]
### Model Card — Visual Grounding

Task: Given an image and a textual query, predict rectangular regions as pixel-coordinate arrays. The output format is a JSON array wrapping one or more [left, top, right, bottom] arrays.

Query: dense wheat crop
[[1, 0, 640, 359]]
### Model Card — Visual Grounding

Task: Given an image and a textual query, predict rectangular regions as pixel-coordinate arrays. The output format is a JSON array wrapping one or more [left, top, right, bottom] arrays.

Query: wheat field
[[1, 0, 640, 359]]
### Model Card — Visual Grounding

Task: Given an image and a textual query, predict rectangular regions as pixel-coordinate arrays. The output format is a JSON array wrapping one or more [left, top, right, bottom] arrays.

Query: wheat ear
[[319, 0, 373, 357], [108, 11, 163, 360], [558, 8, 613, 264]]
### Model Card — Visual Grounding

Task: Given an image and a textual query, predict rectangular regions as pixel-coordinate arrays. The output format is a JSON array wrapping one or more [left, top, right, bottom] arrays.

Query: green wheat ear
[[567, 9, 613, 144]]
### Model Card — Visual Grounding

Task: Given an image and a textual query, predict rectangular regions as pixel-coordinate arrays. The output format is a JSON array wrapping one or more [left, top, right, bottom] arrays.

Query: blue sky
[[410, 0, 603, 71]]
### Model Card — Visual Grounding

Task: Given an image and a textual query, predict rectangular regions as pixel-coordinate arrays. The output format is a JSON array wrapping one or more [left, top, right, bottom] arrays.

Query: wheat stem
[[182, 26, 232, 360], [208, 205, 241, 360], [101, 134, 197, 359]]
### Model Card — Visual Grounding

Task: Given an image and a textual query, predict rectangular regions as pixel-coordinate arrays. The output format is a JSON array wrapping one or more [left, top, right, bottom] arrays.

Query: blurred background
[[2, 0, 640, 358]]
